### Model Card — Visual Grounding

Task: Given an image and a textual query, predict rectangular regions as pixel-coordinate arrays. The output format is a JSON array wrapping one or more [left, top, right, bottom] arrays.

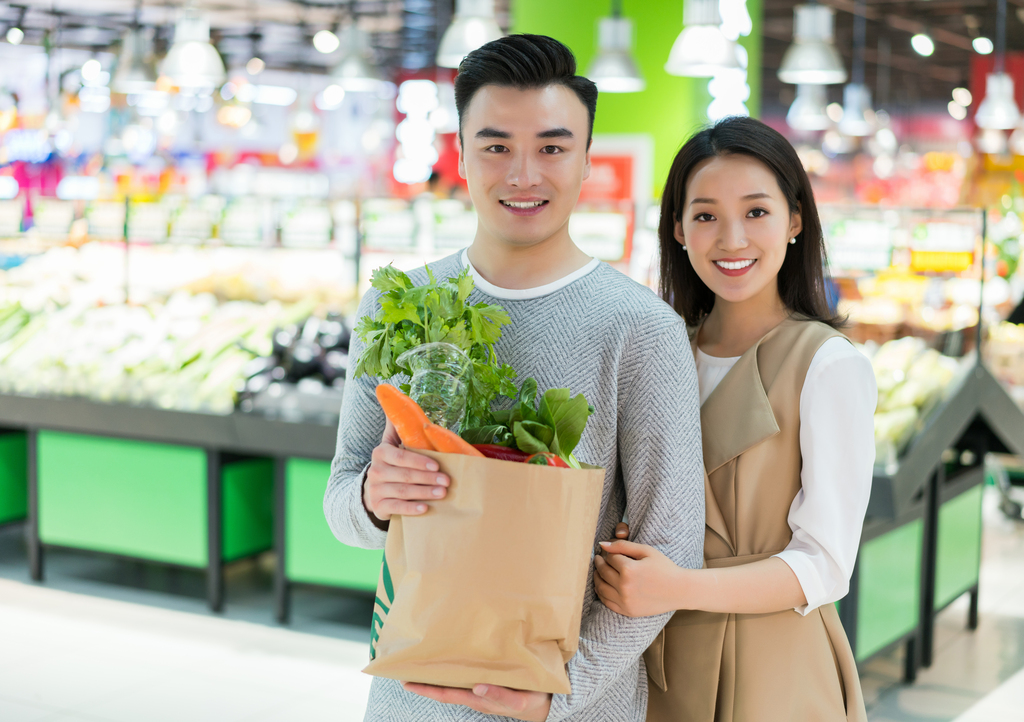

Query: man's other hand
[[403, 682, 552, 721]]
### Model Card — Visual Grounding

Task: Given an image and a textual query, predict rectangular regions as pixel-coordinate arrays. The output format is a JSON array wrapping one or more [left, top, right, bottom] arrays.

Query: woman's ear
[[789, 203, 803, 241], [673, 219, 686, 248]]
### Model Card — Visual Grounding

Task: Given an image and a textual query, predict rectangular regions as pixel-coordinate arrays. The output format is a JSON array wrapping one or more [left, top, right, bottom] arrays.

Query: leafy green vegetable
[[353, 264, 518, 428], [462, 378, 594, 468]]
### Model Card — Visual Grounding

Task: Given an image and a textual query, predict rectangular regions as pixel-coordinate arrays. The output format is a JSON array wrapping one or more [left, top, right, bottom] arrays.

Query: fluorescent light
[[976, 72, 1021, 130], [234, 83, 298, 107], [787, 84, 830, 131], [665, 0, 741, 77], [316, 84, 346, 110], [160, 7, 226, 89], [112, 29, 157, 95], [973, 37, 994, 54], [838, 83, 874, 136], [436, 0, 503, 69], [952, 88, 972, 107], [911, 33, 935, 56], [778, 5, 847, 85], [587, 16, 645, 93], [948, 100, 968, 120], [313, 29, 340, 54], [6, 27, 23, 45]]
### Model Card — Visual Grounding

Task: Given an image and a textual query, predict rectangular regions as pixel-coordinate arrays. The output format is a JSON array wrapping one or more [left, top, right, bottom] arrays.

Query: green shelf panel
[[856, 518, 923, 661], [935, 485, 984, 609], [0, 432, 28, 524], [223, 458, 273, 563], [38, 431, 208, 567], [285, 458, 382, 590]]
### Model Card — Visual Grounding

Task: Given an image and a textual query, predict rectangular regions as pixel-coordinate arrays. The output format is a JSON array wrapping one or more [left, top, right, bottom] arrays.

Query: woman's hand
[[594, 539, 685, 617], [402, 682, 551, 721]]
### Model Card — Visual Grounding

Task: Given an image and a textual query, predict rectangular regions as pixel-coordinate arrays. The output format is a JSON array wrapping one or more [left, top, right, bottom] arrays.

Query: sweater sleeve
[[774, 338, 877, 614], [547, 320, 705, 721], [323, 288, 389, 550]]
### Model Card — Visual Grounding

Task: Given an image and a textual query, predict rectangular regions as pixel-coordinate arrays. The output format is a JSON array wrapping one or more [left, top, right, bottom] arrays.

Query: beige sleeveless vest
[[644, 317, 868, 722]]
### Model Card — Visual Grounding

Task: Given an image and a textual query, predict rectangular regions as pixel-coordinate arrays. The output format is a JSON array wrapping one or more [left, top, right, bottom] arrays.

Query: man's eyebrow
[[538, 127, 573, 139], [475, 127, 511, 139]]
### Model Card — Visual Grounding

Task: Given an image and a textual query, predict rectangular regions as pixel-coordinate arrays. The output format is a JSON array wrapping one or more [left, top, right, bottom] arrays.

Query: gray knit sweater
[[324, 252, 704, 722]]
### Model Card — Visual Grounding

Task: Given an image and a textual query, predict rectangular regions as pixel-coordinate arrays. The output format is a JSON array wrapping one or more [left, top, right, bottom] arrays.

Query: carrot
[[376, 385, 434, 451], [424, 423, 485, 457]]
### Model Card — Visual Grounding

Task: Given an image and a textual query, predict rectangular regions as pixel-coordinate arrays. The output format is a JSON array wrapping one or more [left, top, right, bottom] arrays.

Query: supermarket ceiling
[[0, 0, 509, 73], [0, 0, 1013, 110]]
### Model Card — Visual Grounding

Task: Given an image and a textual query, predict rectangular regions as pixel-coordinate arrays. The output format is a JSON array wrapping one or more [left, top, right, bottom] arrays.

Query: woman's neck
[[698, 289, 790, 358]]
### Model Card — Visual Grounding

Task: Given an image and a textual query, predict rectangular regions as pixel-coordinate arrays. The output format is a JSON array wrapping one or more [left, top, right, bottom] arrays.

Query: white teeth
[[502, 200, 545, 208], [715, 259, 755, 270]]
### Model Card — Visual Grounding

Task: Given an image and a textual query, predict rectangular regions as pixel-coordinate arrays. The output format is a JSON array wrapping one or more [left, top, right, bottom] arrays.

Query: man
[[325, 34, 704, 722]]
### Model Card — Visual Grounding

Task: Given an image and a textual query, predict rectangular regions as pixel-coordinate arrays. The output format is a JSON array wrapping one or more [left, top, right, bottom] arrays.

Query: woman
[[594, 116, 875, 721]]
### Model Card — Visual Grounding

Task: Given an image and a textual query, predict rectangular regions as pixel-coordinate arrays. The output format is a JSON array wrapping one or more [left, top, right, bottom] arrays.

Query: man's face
[[458, 84, 591, 250]]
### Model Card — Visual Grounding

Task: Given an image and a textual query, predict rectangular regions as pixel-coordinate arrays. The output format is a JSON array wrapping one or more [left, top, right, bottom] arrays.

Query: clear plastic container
[[397, 342, 472, 430]]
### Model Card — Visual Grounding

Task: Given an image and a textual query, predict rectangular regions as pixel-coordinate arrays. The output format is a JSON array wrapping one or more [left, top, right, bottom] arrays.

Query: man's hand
[[402, 682, 552, 721], [363, 419, 449, 523]]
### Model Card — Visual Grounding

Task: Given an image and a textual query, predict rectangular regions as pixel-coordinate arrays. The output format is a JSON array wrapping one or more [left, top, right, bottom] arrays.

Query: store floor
[[0, 487, 1022, 722]]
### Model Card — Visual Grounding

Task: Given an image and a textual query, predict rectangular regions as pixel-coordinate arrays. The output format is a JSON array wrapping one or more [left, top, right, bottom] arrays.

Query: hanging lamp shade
[[112, 28, 157, 94], [587, 16, 645, 93], [160, 7, 226, 89], [787, 84, 830, 131], [436, 0, 503, 69], [838, 82, 874, 136], [665, 0, 741, 78], [976, 72, 1021, 129], [778, 5, 847, 85], [331, 24, 385, 92]]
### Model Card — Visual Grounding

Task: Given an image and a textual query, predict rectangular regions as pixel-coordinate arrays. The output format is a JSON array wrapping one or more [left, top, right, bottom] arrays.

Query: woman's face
[[675, 154, 802, 308]]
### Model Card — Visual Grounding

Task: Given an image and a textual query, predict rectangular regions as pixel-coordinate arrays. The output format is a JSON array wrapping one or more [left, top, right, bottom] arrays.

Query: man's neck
[[466, 231, 592, 290]]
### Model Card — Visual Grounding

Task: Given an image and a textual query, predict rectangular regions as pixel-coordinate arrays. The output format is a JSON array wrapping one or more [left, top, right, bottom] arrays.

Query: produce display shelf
[[846, 360, 1024, 679], [0, 393, 339, 612]]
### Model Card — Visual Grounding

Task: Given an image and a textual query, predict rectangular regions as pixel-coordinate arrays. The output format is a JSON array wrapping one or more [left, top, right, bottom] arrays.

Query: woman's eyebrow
[[689, 197, 716, 205]]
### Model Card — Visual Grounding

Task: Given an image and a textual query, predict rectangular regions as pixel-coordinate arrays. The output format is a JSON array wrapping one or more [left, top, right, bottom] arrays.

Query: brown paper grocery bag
[[363, 450, 604, 695]]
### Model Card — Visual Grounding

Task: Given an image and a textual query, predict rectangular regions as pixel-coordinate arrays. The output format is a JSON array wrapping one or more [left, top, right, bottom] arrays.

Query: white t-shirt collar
[[460, 249, 600, 301]]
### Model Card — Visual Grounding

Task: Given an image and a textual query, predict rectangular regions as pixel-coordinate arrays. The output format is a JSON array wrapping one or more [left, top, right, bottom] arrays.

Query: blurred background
[[0, 1, 1024, 721]]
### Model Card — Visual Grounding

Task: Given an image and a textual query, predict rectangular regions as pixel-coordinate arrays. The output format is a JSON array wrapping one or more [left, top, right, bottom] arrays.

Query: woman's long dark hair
[[658, 116, 842, 329]]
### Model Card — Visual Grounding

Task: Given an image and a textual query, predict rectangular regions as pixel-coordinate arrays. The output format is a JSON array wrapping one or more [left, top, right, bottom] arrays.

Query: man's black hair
[[454, 34, 598, 146]]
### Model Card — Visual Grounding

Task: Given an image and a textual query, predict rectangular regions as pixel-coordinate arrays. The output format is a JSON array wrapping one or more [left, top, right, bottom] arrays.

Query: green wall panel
[[38, 431, 208, 567], [935, 485, 983, 610], [513, 0, 763, 196], [856, 518, 923, 661], [0, 432, 27, 524], [286, 458, 382, 590], [222, 459, 274, 563]]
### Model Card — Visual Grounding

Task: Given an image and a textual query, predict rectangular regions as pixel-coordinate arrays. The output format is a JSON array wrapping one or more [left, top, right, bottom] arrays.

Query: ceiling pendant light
[[787, 84, 830, 130], [778, 4, 847, 85], [838, 0, 874, 137], [436, 0, 503, 69], [160, 3, 226, 90], [838, 83, 874, 136], [331, 24, 385, 93], [665, 0, 741, 77], [978, 0, 1020, 130], [112, 28, 157, 95], [910, 32, 935, 56], [586, 0, 645, 93]]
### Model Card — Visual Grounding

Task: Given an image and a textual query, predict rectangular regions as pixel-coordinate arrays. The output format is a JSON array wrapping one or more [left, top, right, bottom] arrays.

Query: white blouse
[[695, 336, 877, 615]]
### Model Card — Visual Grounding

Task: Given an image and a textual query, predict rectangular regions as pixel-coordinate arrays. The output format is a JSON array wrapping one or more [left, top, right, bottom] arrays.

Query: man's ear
[[582, 139, 592, 181], [674, 219, 686, 247], [457, 133, 467, 180]]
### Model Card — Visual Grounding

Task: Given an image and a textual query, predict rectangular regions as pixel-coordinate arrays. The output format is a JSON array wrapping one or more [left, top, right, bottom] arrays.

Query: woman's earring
[[681, 245, 687, 251], [789, 237, 797, 245]]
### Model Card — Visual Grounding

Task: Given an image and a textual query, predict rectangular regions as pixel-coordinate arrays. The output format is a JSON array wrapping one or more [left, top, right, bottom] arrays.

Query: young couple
[[325, 33, 876, 722]]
